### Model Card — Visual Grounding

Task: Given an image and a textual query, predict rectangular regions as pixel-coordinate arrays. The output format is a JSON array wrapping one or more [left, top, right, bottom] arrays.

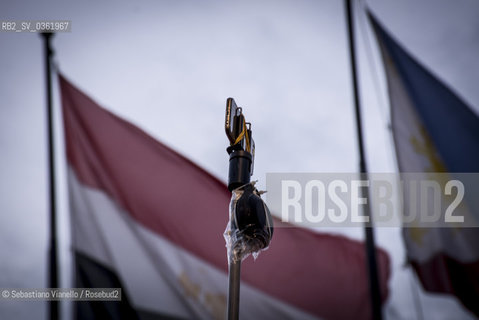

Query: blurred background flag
[[369, 13, 479, 318], [59, 73, 390, 320]]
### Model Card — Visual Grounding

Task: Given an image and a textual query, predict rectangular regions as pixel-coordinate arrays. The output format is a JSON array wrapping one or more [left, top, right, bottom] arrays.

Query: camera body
[[224, 98, 273, 259]]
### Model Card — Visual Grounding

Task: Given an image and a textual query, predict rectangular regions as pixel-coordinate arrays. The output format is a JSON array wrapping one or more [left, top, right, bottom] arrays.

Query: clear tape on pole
[[224, 182, 273, 264]]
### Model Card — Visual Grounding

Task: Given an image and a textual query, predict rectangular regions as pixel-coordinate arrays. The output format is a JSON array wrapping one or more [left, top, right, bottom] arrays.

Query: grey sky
[[1, 0, 478, 319]]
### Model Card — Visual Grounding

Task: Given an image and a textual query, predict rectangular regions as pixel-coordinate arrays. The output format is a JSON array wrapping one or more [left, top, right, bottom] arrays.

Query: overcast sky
[[1, 0, 478, 319]]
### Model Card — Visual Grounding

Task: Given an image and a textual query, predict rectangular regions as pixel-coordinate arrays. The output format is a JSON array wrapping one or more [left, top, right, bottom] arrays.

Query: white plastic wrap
[[223, 182, 273, 264]]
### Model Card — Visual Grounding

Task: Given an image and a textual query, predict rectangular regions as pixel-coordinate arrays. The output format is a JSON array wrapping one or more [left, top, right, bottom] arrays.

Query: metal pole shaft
[[227, 260, 241, 320], [42, 32, 59, 320], [344, 1, 383, 319]]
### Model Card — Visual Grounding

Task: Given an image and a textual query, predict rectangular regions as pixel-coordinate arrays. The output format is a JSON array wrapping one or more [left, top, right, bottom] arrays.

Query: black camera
[[224, 98, 273, 260]]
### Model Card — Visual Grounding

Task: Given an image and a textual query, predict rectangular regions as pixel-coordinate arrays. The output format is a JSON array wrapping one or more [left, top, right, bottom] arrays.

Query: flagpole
[[42, 31, 59, 320], [344, 1, 383, 319], [227, 261, 241, 320]]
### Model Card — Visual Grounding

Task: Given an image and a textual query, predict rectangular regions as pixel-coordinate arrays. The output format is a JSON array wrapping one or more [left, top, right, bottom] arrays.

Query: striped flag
[[370, 13, 479, 318], [60, 74, 390, 320]]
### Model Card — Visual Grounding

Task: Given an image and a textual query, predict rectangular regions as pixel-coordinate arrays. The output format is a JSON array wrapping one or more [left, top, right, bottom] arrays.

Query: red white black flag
[[60, 74, 390, 320]]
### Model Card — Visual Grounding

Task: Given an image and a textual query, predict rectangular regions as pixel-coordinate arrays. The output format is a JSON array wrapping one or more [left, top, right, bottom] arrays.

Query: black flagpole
[[227, 260, 241, 320], [344, 0, 383, 319], [42, 32, 59, 320]]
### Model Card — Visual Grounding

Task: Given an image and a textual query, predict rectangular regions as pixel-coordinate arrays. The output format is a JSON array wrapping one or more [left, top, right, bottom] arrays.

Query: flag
[[60, 73, 390, 320], [370, 13, 479, 317]]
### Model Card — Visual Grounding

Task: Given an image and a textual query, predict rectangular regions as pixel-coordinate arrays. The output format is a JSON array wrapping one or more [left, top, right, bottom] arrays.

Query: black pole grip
[[228, 150, 252, 191]]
